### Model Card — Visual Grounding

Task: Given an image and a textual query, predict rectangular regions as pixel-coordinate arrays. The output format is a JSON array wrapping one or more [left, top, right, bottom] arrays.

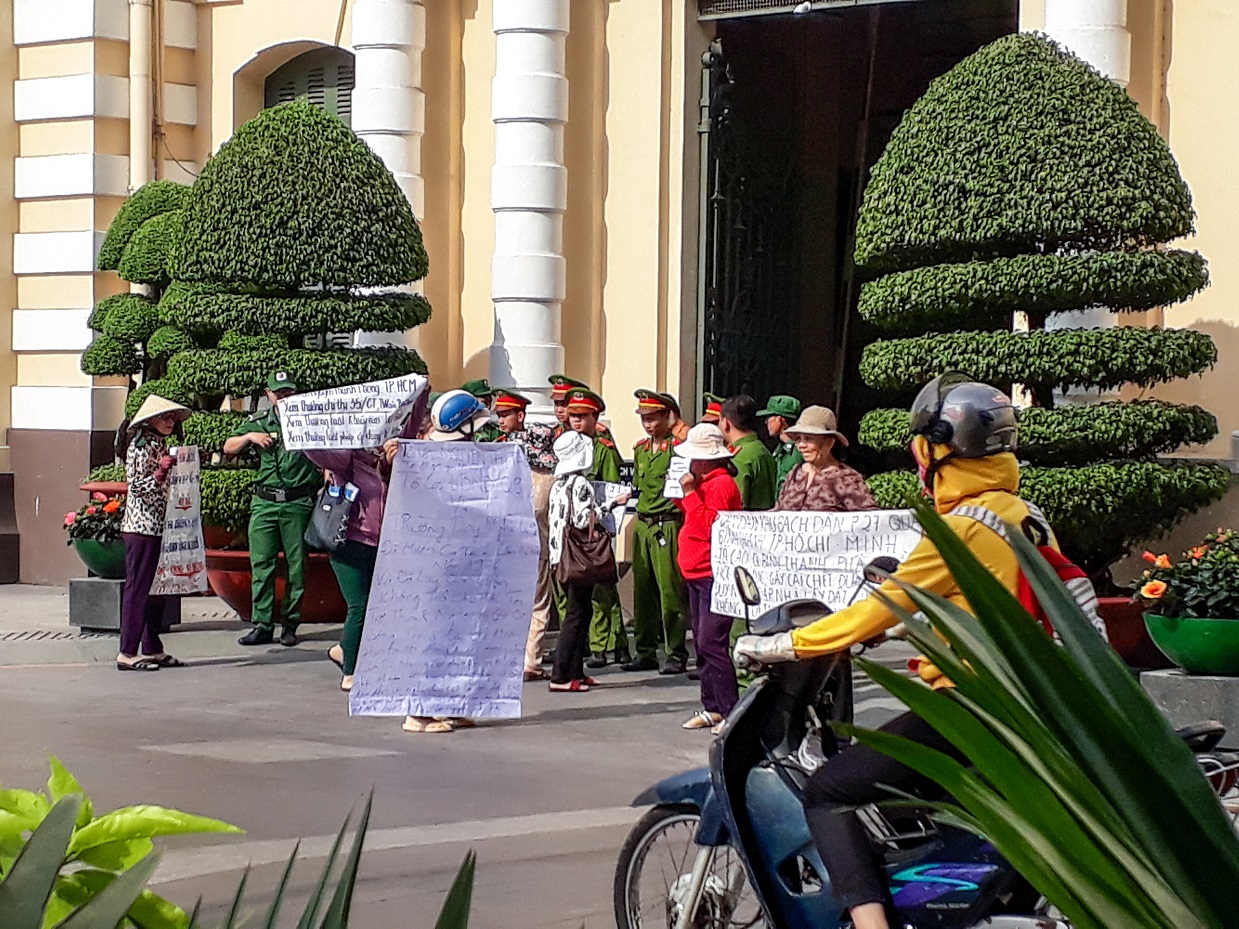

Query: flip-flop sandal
[[682, 710, 723, 730], [117, 658, 161, 672], [581, 676, 601, 687], [402, 716, 453, 734], [523, 669, 549, 682], [448, 717, 476, 729], [146, 655, 185, 668], [327, 646, 345, 671], [548, 680, 589, 692]]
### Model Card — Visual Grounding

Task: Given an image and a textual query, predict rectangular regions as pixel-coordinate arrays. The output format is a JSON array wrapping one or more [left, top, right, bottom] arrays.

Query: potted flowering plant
[[1136, 529, 1239, 675], [64, 492, 127, 579]]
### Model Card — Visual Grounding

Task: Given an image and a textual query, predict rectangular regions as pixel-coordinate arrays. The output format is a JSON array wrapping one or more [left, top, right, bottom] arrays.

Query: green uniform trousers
[[330, 540, 378, 676], [248, 495, 314, 630], [630, 518, 687, 662], [589, 583, 627, 655]]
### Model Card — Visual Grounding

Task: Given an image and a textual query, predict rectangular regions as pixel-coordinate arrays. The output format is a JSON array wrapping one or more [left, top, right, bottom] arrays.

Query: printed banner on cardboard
[[150, 445, 208, 596]]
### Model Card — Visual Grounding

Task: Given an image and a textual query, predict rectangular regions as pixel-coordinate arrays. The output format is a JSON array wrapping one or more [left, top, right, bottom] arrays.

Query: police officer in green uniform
[[719, 394, 778, 510], [224, 372, 323, 647], [623, 390, 689, 674], [562, 388, 630, 668], [759, 395, 804, 494], [549, 374, 613, 441], [461, 378, 503, 442]]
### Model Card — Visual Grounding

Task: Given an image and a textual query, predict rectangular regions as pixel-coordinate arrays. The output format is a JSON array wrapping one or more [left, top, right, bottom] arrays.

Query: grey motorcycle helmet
[[909, 373, 1018, 459]]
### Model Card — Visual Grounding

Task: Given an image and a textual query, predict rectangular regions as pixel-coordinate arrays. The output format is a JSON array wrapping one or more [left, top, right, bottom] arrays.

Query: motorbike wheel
[[614, 804, 768, 929]]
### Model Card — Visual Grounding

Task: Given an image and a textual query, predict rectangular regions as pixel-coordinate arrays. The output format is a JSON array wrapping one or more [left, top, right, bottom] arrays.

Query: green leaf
[[67, 807, 241, 860], [0, 797, 79, 929], [320, 793, 373, 928], [433, 851, 477, 929], [294, 813, 350, 929], [76, 838, 154, 871], [257, 841, 301, 929], [53, 854, 159, 929], [44, 758, 91, 829]]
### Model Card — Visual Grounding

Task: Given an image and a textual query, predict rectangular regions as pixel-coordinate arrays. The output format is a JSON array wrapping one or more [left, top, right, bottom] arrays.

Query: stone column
[[129, 0, 154, 190], [489, 0, 569, 412], [1043, 0, 1130, 87], [351, 0, 425, 348]]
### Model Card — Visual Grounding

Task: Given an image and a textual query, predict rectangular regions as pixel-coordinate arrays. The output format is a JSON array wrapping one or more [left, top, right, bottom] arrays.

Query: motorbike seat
[[749, 599, 831, 636], [1177, 720, 1227, 752]]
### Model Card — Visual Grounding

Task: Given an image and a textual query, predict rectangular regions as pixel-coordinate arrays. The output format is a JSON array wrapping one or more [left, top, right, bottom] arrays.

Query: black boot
[[585, 652, 608, 669], [279, 626, 298, 647], [613, 647, 631, 666], [238, 625, 274, 646], [660, 658, 687, 675], [621, 656, 659, 672]]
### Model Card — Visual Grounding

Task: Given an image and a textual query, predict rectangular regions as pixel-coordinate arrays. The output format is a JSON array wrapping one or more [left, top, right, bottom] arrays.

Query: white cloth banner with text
[[349, 442, 539, 719], [710, 509, 922, 618], [277, 374, 428, 451], [150, 445, 208, 596]]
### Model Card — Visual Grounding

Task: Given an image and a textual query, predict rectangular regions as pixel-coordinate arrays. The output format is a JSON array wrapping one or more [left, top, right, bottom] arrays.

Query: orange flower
[[102, 500, 120, 514], [1190, 546, 1208, 560], [1142, 550, 1158, 563], [1154, 554, 1172, 569], [1140, 580, 1167, 599]]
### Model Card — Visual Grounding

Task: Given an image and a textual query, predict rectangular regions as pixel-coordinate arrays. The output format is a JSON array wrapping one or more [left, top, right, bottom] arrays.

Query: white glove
[[733, 632, 797, 671]]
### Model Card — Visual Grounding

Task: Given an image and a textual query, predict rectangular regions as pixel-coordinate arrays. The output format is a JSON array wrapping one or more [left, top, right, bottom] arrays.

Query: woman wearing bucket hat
[[116, 394, 191, 671], [775, 406, 876, 512], [673, 424, 743, 731]]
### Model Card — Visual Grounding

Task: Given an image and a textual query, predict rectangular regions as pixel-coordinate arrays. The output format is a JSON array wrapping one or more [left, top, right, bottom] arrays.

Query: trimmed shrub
[[117, 209, 182, 287], [97, 180, 189, 270], [159, 284, 432, 336], [860, 400, 1218, 466], [859, 249, 1208, 333], [80, 336, 140, 377], [859, 327, 1216, 395], [171, 100, 429, 289], [217, 331, 289, 353], [146, 325, 197, 361], [101, 294, 159, 343], [84, 463, 126, 484], [168, 346, 426, 397], [854, 33, 1194, 275], [123, 378, 193, 419], [184, 411, 249, 455], [200, 468, 256, 531]]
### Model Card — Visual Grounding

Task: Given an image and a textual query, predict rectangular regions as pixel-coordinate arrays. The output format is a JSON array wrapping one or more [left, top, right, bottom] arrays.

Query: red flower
[[85, 506, 97, 515], [91, 491, 107, 502], [63, 512, 76, 527], [1142, 551, 1157, 563]]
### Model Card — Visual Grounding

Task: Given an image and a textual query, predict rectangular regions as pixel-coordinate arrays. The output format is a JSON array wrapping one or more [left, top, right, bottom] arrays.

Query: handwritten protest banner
[[592, 480, 633, 537], [349, 442, 539, 719], [710, 509, 922, 618], [662, 456, 690, 499], [150, 445, 207, 596], [278, 374, 428, 450]]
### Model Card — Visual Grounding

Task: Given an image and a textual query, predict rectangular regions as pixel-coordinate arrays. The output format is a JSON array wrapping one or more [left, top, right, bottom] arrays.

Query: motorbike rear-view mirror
[[862, 555, 900, 586], [734, 566, 761, 608]]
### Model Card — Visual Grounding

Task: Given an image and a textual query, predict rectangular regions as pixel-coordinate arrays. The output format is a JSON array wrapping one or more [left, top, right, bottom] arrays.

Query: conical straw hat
[[129, 394, 191, 431]]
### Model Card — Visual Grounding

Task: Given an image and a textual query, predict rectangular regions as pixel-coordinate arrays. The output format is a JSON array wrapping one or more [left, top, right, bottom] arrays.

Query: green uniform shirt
[[773, 441, 804, 493], [730, 433, 778, 511], [231, 409, 321, 490], [589, 434, 622, 483], [475, 422, 503, 443], [633, 436, 680, 516]]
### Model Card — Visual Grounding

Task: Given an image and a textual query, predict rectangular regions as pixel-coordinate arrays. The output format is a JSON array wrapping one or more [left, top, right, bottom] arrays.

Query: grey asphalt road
[[0, 635, 909, 927]]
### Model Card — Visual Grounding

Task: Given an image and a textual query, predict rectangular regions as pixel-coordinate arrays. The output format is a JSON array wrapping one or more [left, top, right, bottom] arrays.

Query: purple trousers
[[686, 576, 739, 716], [120, 532, 166, 657]]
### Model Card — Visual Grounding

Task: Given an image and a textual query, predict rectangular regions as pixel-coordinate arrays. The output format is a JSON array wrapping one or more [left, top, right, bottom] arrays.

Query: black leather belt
[[253, 484, 317, 503], [638, 512, 682, 526]]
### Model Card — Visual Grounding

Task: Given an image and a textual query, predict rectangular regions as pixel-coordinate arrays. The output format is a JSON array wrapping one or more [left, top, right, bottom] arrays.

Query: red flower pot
[[205, 548, 346, 624], [1096, 596, 1174, 670]]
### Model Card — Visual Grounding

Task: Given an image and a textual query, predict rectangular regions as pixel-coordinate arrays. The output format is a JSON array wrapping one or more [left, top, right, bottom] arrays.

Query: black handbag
[[554, 491, 618, 587], [304, 483, 354, 552]]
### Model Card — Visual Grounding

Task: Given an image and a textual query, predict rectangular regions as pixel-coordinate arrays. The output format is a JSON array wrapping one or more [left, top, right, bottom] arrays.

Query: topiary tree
[[854, 33, 1229, 579]]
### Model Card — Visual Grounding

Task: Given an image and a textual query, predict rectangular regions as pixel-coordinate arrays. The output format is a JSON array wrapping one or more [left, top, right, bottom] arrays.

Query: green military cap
[[758, 395, 801, 419], [460, 378, 497, 398], [267, 371, 297, 392], [634, 389, 675, 415], [549, 374, 590, 401]]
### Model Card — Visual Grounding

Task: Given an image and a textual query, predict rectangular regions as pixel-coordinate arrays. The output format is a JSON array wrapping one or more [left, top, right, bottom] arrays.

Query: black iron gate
[[698, 39, 799, 408]]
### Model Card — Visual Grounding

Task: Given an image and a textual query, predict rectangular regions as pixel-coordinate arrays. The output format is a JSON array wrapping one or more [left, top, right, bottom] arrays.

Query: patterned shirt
[[775, 462, 877, 513], [497, 422, 557, 473], [121, 432, 170, 536], [548, 473, 609, 566]]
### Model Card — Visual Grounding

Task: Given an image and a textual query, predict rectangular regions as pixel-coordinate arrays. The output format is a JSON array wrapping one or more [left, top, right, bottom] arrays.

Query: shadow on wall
[[1152, 319, 1239, 459]]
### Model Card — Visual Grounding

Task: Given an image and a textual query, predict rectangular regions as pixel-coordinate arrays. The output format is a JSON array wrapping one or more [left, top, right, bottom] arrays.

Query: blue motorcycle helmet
[[430, 389, 489, 438]]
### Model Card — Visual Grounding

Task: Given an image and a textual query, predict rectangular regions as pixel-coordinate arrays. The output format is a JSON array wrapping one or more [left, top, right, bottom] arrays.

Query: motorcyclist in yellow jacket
[[732, 373, 1040, 929]]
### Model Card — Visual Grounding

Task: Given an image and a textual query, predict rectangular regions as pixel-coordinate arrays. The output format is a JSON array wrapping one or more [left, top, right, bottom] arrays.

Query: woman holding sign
[[117, 395, 191, 671]]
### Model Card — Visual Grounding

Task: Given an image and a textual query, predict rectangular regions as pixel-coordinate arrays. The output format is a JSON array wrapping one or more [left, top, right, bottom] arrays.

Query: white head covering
[[129, 394, 191, 432], [674, 423, 734, 461], [553, 430, 593, 477]]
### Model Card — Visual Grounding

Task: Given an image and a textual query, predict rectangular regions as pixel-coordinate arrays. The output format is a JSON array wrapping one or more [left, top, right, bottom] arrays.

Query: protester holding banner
[[673, 424, 743, 731], [775, 406, 876, 512], [117, 395, 191, 671], [224, 372, 323, 648], [719, 395, 777, 511]]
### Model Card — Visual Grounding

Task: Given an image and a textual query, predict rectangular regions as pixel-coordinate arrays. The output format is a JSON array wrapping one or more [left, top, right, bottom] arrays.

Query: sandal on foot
[[548, 679, 590, 692], [523, 668, 549, 682], [447, 717, 476, 729], [402, 716, 453, 734], [581, 676, 601, 687], [682, 710, 723, 730], [117, 658, 161, 672], [144, 654, 185, 668], [327, 645, 345, 671], [340, 675, 354, 692]]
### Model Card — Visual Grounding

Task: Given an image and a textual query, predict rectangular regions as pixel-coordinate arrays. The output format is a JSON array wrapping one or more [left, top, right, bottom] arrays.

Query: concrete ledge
[[69, 578, 181, 634], [1141, 668, 1239, 733]]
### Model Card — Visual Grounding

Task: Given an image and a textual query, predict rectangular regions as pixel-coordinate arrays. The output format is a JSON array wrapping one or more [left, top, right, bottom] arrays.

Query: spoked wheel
[[614, 804, 768, 929]]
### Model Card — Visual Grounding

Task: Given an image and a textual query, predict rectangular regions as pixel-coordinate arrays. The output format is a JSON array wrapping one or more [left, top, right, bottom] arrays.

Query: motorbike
[[614, 563, 1239, 929]]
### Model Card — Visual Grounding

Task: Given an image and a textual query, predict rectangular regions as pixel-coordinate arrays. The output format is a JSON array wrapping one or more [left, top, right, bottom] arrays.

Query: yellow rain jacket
[[789, 441, 1048, 688]]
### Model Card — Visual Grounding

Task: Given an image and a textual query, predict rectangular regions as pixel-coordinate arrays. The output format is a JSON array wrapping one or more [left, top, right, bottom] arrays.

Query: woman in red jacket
[[674, 424, 743, 731]]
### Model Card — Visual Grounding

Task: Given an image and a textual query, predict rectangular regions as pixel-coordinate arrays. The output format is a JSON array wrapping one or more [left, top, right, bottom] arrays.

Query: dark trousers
[[552, 581, 595, 683], [329, 540, 377, 675], [120, 532, 166, 657], [803, 711, 959, 911], [685, 577, 739, 716]]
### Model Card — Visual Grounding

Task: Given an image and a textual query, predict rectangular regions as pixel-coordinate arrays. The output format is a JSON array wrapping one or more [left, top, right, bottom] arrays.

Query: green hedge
[[860, 400, 1218, 466], [167, 346, 427, 396], [146, 325, 197, 361], [171, 101, 429, 289], [858, 249, 1208, 333], [123, 378, 194, 419], [101, 294, 159, 343], [854, 33, 1195, 274], [201, 467, 256, 530], [80, 336, 140, 377], [159, 283, 433, 337], [117, 209, 182, 287], [867, 461, 1231, 574], [97, 180, 190, 271], [85, 463, 125, 484], [859, 327, 1216, 394], [217, 331, 289, 352]]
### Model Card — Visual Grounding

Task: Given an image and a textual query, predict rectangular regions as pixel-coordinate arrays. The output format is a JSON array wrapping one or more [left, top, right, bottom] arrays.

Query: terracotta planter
[[205, 548, 345, 624], [1096, 596, 1173, 670], [202, 525, 242, 550], [1144, 614, 1239, 676], [80, 481, 129, 497], [72, 538, 127, 579]]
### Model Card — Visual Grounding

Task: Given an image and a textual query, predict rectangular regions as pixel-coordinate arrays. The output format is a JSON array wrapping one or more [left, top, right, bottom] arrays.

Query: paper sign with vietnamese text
[[710, 509, 922, 618], [277, 374, 428, 451], [150, 445, 208, 596]]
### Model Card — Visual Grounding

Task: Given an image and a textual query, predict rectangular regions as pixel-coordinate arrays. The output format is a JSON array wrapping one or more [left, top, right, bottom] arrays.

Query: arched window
[[263, 46, 356, 126]]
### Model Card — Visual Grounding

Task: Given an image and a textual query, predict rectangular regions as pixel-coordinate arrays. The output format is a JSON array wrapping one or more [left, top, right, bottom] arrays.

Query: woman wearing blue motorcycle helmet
[[734, 372, 1037, 929]]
